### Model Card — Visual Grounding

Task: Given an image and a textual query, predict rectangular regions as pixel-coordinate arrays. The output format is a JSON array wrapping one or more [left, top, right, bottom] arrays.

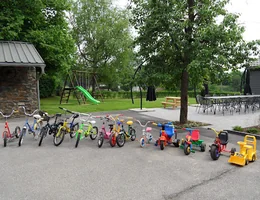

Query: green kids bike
[[75, 113, 98, 148]]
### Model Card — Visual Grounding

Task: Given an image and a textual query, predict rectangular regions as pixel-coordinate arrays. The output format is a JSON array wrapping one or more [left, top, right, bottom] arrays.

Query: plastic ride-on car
[[228, 135, 257, 166], [180, 128, 206, 155], [153, 122, 180, 150], [208, 127, 236, 160]]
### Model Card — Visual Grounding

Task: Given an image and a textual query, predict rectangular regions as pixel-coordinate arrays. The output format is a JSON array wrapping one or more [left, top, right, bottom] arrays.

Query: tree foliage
[[0, 0, 76, 75], [129, 0, 260, 123], [70, 0, 134, 94]]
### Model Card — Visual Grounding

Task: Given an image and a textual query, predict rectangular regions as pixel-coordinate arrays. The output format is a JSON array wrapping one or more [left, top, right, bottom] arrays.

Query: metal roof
[[0, 41, 45, 72]]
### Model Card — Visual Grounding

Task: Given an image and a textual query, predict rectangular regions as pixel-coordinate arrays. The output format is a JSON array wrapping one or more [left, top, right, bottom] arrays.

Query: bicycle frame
[[0, 110, 18, 138], [76, 113, 95, 140]]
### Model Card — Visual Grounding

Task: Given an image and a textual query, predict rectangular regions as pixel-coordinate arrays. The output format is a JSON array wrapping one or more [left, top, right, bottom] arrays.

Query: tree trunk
[[180, 69, 189, 124], [91, 74, 96, 96]]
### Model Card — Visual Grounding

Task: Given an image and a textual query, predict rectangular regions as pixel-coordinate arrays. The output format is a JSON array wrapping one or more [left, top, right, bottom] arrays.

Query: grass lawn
[[40, 96, 197, 114]]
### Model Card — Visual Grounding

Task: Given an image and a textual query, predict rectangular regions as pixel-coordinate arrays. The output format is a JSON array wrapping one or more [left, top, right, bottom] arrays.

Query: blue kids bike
[[18, 107, 43, 146]]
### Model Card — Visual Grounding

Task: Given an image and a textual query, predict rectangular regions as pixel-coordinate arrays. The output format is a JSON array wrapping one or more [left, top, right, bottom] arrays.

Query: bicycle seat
[[73, 114, 79, 118], [56, 113, 62, 117], [33, 114, 42, 119], [108, 124, 114, 127], [127, 121, 133, 126], [186, 129, 200, 141], [146, 127, 152, 132], [88, 120, 96, 124], [219, 131, 228, 145]]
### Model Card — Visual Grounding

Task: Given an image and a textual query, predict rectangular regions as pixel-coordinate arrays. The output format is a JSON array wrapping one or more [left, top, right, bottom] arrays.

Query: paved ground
[[140, 106, 260, 130], [0, 109, 259, 200]]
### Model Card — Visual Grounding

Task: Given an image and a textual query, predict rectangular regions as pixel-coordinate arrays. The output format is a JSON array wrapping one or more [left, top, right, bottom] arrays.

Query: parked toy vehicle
[[0, 109, 20, 147], [228, 135, 257, 166], [119, 117, 136, 142], [96, 114, 124, 148], [153, 122, 180, 150], [19, 107, 43, 146], [75, 113, 98, 148], [208, 127, 236, 160], [38, 113, 63, 146], [135, 119, 153, 147], [180, 128, 206, 155]]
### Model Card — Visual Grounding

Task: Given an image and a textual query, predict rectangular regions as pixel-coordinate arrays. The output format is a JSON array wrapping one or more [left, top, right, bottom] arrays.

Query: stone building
[[0, 41, 45, 117]]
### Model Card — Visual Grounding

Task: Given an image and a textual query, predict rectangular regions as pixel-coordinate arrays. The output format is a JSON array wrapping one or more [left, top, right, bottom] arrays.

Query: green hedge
[[39, 75, 56, 98], [96, 90, 241, 99]]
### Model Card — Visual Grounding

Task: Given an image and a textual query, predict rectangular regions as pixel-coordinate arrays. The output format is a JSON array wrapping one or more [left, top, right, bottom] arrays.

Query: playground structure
[[60, 71, 103, 105]]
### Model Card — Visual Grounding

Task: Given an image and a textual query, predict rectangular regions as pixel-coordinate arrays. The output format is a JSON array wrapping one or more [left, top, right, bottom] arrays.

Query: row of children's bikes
[[0, 107, 257, 167]]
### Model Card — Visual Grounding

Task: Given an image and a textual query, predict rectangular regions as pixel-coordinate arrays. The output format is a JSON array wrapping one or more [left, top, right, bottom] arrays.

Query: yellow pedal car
[[228, 135, 257, 166]]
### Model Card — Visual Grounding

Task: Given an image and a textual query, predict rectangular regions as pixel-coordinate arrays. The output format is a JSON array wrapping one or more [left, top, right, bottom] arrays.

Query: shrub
[[39, 75, 56, 98], [246, 128, 259, 134], [233, 126, 243, 131]]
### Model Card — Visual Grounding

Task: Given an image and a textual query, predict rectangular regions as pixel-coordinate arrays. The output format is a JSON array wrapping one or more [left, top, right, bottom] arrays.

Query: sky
[[113, 0, 260, 42]]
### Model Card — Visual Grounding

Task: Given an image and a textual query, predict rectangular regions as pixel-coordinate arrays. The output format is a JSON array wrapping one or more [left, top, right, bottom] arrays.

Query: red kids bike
[[0, 109, 21, 147]]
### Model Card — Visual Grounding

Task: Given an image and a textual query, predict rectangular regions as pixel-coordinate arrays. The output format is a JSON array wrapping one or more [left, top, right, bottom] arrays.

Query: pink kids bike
[[96, 114, 125, 148]]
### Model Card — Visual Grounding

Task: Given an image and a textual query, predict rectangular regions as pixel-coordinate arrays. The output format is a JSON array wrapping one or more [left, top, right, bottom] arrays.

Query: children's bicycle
[[38, 113, 63, 146], [53, 108, 79, 146], [18, 107, 43, 146], [135, 120, 153, 148], [97, 114, 124, 148], [0, 109, 21, 147], [75, 113, 98, 148], [119, 117, 136, 142]]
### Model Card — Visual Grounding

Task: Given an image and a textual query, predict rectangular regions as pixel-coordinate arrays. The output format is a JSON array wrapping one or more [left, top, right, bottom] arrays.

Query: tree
[[70, 0, 134, 95], [0, 0, 76, 75], [129, 0, 260, 123]]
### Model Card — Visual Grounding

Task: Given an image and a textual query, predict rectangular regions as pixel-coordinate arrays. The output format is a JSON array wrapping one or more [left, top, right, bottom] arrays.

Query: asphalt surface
[[0, 110, 259, 200]]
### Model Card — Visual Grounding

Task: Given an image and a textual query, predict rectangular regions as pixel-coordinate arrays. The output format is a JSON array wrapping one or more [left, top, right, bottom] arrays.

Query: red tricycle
[[153, 122, 180, 150], [207, 127, 236, 160]]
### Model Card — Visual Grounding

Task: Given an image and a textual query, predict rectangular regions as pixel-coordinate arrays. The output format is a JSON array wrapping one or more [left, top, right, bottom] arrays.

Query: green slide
[[76, 86, 100, 104]]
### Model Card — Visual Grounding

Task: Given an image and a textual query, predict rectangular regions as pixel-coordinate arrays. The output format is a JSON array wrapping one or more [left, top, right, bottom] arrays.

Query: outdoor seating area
[[196, 94, 260, 115], [161, 97, 181, 109]]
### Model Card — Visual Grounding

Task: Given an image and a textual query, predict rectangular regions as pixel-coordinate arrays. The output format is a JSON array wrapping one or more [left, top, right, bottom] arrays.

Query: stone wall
[[0, 66, 38, 118]]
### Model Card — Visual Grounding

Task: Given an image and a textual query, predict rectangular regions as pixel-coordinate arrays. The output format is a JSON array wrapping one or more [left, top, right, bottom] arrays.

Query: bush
[[246, 128, 258, 134], [233, 126, 243, 131], [39, 75, 56, 98]]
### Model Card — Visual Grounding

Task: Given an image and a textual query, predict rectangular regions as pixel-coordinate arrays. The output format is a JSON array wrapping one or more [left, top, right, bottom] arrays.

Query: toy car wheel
[[210, 145, 220, 160], [173, 139, 180, 147], [252, 154, 256, 162], [184, 144, 191, 155], [140, 138, 145, 148], [245, 159, 249, 165], [200, 143, 206, 152], [230, 147, 236, 155], [160, 140, 164, 150]]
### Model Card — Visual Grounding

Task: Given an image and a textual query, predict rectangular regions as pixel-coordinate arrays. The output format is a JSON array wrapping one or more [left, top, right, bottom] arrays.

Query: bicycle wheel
[[90, 126, 98, 140], [15, 126, 21, 138], [116, 132, 125, 147], [39, 127, 47, 147], [75, 132, 81, 148], [97, 132, 104, 148], [53, 129, 65, 146], [109, 132, 117, 147], [34, 122, 42, 140], [3, 131, 7, 147], [18, 129, 26, 147], [130, 128, 136, 141], [70, 123, 79, 138]]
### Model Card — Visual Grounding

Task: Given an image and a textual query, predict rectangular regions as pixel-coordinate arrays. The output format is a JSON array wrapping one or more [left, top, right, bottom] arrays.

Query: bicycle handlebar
[[59, 107, 73, 114], [19, 106, 38, 117], [0, 109, 18, 118], [207, 127, 220, 136], [135, 120, 153, 127]]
